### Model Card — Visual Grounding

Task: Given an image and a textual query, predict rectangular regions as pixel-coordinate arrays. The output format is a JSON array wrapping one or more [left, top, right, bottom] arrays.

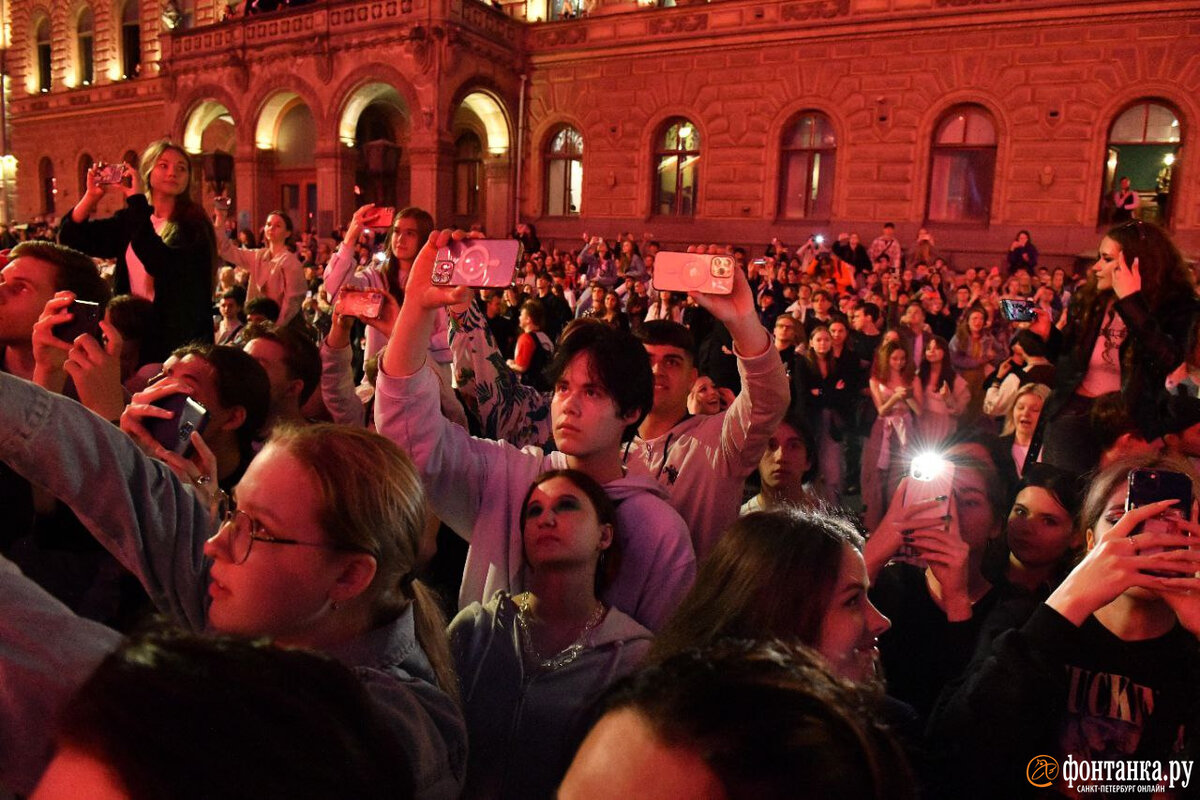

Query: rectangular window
[[122, 24, 141, 78], [928, 150, 994, 223], [80, 37, 95, 84], [37, 44, 52, 92]]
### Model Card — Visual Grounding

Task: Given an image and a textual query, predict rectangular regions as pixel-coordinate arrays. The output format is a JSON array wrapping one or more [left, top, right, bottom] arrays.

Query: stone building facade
[[3, 0, 1199, 264]]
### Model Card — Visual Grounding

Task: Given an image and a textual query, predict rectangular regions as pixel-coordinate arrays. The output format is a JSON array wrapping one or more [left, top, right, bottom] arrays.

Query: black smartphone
[[1126, 467, 1193, 575], [52, 299, 104, 344], [999, 298, 1038, 322], [144, 394, 210, 459]]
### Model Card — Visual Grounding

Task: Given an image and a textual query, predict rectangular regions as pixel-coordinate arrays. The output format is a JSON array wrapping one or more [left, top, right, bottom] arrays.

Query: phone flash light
[[910, 452, 948, 482], [814, 235, 825, 245]]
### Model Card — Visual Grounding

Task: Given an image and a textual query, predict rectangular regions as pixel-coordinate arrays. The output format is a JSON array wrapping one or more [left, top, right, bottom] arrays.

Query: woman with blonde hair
[[60, 139, 218, 359], [999, 382, 1051, 477], [0, 371, 467, 799]]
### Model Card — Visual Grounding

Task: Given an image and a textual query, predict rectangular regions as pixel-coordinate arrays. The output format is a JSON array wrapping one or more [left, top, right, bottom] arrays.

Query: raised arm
[[377, 230, 542, 538], [0, 372, 211, 629], [689, 266, 788, 475]]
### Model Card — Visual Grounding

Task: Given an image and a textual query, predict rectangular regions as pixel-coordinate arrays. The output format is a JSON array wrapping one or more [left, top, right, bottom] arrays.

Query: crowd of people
[[0, 136, 1198, 799]]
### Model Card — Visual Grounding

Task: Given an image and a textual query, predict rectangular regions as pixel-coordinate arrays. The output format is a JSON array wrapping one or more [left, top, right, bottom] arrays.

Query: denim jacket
[[0, 372, 466, 798]]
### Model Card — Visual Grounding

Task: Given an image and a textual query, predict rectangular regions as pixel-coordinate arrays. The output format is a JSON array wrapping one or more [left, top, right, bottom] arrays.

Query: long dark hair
[[918, 335, 954, 390], [264, 210, 296, 253], [381, 207, 435, 304], [1070, 220, 1195, 361], [138, 138, 220, 281]]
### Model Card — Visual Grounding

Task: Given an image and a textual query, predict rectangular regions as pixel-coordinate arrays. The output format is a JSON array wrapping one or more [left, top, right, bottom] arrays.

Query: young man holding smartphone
[[630, 260, 789, 559], [376, 231, 694, 631]]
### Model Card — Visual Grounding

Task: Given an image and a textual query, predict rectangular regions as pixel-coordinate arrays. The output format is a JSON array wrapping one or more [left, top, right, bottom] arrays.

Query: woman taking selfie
[[1043, 220, 1199, 473], [214, 207, 305, 327], [449, 469, 651, 800], [0, 371, 466, 799], [930, 454, 1200, 797], [59, 139, 218, 359]]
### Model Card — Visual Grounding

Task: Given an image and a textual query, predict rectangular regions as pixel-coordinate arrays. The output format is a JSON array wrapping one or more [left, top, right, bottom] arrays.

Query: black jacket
[[60, 195, 215, 360], [1047, 289, 1199, 439]]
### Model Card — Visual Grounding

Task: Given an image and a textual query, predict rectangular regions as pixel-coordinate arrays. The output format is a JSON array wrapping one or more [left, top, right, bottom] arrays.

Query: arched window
[[76, 7, 95, 86], [78, 153, 94, 197], [39, 157, 56, 215], [545, 126, 582, 216], [927, 105, 996, 224], [1102, 101, 1181, 226], [654, 118, 699, 217], [121, 0, 142, 79], [454, 132, 482, 220], [35, 18, 52, 93], [780, 112, 836, 219]]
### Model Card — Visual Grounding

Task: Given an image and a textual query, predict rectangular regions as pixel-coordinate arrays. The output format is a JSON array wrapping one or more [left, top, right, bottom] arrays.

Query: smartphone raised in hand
[[144, 394, 210, 459], [893, 453, 956, 567], [652, 252, 735, 295], [1000, 298, 1037, 322], [52, 299, 104, 344], [1126, 467, 1193, 575]]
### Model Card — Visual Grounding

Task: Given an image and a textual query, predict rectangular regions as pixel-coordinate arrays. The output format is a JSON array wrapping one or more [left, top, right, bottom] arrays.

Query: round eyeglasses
[[216, 508, 348, 565]]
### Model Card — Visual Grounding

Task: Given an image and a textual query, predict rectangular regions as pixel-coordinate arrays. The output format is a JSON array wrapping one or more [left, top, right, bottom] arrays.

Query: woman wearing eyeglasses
[[0, 371, 466, 799], [1042, 221, 1199, 473]]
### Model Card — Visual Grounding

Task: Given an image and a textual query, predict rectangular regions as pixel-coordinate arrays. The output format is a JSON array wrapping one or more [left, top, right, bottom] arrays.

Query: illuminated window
[[780, 112, 836, 219], [545, 126, 582, 216], [927, 105, 996, 224], [35, 18, 52, 92], [77, 8, 95, 86], [121, 1, 142, 79], [654, 118, 699, 217], [1103, 101, 1181, 225]]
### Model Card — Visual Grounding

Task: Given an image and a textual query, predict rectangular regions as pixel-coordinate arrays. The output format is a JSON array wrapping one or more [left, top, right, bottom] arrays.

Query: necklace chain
[[515, 593, 606, 671]]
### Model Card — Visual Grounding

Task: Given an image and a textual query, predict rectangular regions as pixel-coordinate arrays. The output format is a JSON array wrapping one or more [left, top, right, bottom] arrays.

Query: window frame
[[544, 126, 583, 217], [779, 112, 837, 220], [925, 104, 997, 226], [653, 117, 701, 218]]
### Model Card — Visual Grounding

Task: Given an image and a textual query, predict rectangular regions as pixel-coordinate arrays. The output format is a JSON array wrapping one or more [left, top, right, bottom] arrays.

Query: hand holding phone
[[52, 299, 104, 344], [1000, 298, 1038, 322], [359, 206, 396, 231], [652, 252, 735, 295], [143, 394, 210, 459], [431, 239, 524, 287], [1127, 468, 1194, 576], [333, 287, 386, 320], [94, 163, 126, 186]]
